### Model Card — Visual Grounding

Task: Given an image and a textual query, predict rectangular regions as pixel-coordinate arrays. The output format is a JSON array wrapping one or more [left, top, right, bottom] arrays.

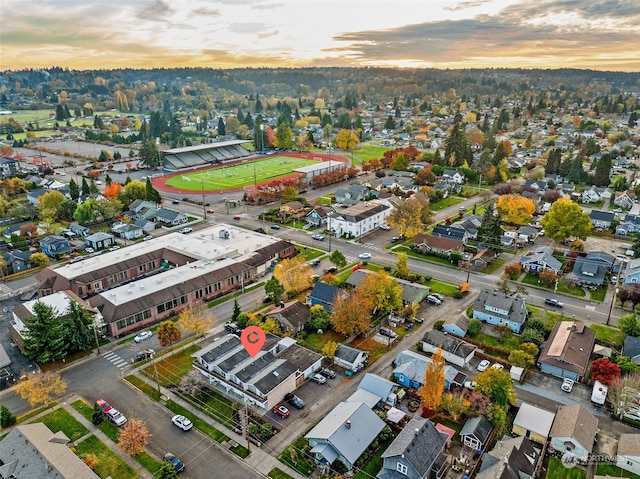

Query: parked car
[[309, 259, 321, 267], [270, 224, 280, 230], [285, 393, 305, 409], [390, 236, 400, 243], [426, 295, 442, 305], [106, 408, 127, 427], [206, 208, 215, 213], [561, 378, 574, 393], [464, 380, 477, 390], [544, 298, 563, 308], [358, 252, 372, 260], [379, 327, 398, 339], [312, 234, 325, 241], [538, 230, 545, 236], [143, 235, 153, 241], [325, 266, 338, 274], [490, 363, 504, 370], [273, 405, 290, 418], [380, 224, 391, 230], [164, 453, 185, 473], [225, 323, 242, 335], [85, 247, 95, 254], [134, 331, 153, 343], [109, 245, 120, 252], [431, 293, 445, 302], [135, 349, 155, 362], [233, 215, 241, 220], [179, 227, 192, 234], [311, 373, 327, 384], [477, 359, 490, 372], [319, 368, 336, 379], [611, 276, 618, 284], [96, 399, 112, 413], [172, 200, 180, 205], [414, 317, 424, 324], [171, 415, 193, 431]]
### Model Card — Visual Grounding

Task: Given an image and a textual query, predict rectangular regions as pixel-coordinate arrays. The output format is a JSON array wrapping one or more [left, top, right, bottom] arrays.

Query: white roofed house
[[306, 401, 386, 473], [329, 200, 392, 239]]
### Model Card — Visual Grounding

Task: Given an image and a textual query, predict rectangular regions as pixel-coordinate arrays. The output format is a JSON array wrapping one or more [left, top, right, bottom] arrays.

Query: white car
[[380, 224, 391, 230], [358, 253, 372, 260], [179, 227, 192, 234], [109, 245, 120, 252], [491, 363, 505, 370], [561, 378, 574, 393], [463, 380, 477, 390], [85, 247, 95, 254], [106, 408, 127, 427], [171, 415, 193, 431], [477, 359, 490, 372], [134, 331, 153, 343], [311, 373, 327, 384]]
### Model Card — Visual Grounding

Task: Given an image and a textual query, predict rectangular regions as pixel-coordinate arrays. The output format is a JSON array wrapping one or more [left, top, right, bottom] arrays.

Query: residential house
[[458, 215, 483, 240], [134, 218, 156, 233], [39, 235, 71, 258], [0, 423, 100, 479], [442, 315, 470, 337], [279, 201, 307, 219], [112, 223, 144, 240], [614, 191, 635, 210], [549, 404, 598, 463], [465, 248, 496, 272], [357, 373, 399, 409], [524, 179, 548, 191], [520, 246, 562, 274], [616, 434, 640, 476], [460, 416, 493, 451], [623, 258, 640, 285], [334, 184, 369, 206], [517, 226, 538, 243], [26, 188, 49, 206], [128, 199, 159, 220], [472, 289, 528, 333], [329, 200, 392, 239], [192, 333, 300, 411], [345, 269, 430, 305], [3, 250, 32, 274], [84, 231, 114, 250], [155, 208, 188, 226], [537, 321, 596, 381], [265, 300, 311, 335], [421, 330, 476, 368], [512, 402, 556, 444], [476, 435, 539, 479], [378, 416, 449, 479], [334, 344, 368, 372], [0, 157, 19, 177], [617, 214, 640, 236], [623, 336, 640, 366], [69, 223, 90, 237], [431, 225, 468, 243], [3, 222, 37, 239], [306, 205, 335, 227], [393, 350, 466, 390], [442, 169, 466, 184], [307, 282, 341, 312], [9, 290, 104, 353], [590, 210, 615, 230], [412, 234, 464, 256], [306, 401, 386, 472], [571, 251, 614, 287], [582, 186, 605, 204]]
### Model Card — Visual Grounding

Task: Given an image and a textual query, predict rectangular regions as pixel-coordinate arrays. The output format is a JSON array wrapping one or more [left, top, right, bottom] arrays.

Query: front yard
[[545, 456, 586, 479]]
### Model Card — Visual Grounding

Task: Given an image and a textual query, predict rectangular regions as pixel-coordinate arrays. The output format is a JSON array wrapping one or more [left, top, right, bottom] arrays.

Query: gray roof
[[550, 404, 598, 453], [393, 350, 463, 386], [85, 231, 113, 241], [306, 401, 385, 466], [571, 256, 607, 285], [379, 416, 447, 478], [0, 423, 100, 479], [358, 373, 396, 402], [460, 416, 493, 445], [590, 210, 615, 222], [345, 269, 429, 304], [422, 330, 476, 358], [335, 344, 366, 364], [624, 336, 640, 360], [520, 246, 562, 271], [474, 289, 528, 325]]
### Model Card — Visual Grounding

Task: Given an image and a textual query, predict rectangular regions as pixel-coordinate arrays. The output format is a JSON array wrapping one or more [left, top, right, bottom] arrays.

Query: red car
[[273, 405, 290, 418], [206, 209, 214, 213], [233, 215, 241, 220], [96, 399, 112, 413]]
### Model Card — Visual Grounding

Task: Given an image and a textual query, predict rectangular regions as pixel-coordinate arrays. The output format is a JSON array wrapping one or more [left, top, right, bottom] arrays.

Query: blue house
[[472, 289, 528, 333], [40, 235, 71, 258], [3, 250, 33, 274], [393, 350, 466, 390], [307, 282, 341, 312]]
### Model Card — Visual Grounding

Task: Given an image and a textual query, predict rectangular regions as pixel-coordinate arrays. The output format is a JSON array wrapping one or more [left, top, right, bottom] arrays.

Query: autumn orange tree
[[418, 347, 446, 413], [495, 194, 536, 224], [157, 321, 182, 346], [357, 271, 403, 315], [178, 303, 214, 337], [274, 256, 313, 296], [504, 263, 522, 280], [539, 269, 559, 286], [329, 291, 372, 337], [14, 371, 68, 407], [117, 418, 150, 455], [104, 182, 123, 200]]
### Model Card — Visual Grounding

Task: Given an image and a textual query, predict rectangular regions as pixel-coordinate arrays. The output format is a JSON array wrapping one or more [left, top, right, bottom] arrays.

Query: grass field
[[165, 156, 320, 191]]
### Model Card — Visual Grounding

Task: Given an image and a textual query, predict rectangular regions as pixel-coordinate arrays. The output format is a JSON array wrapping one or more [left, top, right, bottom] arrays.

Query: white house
[[617, 434, 640, 476], [421, 330, 476, 368], [329, 200, 392, 239]]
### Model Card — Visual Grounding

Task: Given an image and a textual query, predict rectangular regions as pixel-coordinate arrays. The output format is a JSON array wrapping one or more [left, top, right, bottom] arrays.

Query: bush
[[453, 291, 463, 299], [468, 319, 482, 336], [0, 404, 16, 427], [520, 327, 544, 345], [434, 320, 445, 331]]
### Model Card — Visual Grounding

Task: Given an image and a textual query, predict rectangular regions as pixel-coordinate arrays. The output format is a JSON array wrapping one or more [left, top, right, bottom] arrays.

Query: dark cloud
[[500, 0, 640, 21], [138, 0, 174, 22]]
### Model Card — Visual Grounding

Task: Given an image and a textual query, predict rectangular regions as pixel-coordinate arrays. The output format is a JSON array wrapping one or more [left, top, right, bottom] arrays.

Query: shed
[[512, 402, 556, 444]]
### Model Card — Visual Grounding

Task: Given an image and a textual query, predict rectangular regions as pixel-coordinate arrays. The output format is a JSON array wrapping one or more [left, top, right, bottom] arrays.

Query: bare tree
[[609, 373, 640, 419]]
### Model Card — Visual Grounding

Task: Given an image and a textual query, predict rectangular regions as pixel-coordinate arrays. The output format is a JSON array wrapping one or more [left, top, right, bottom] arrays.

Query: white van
[[591, 380, 608, 406]]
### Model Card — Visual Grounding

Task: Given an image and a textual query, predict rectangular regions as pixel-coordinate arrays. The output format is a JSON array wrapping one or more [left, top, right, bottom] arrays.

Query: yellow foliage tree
[[178, 303, 214, 337], [357, 271, 403, 314], [157, 321, 182, 346], [495, 194, 536, 224], [258, 317, 282, 335], [329, 291, 372, 337], [418, 347, 446, 412], [117, 418, 150, 456], [274, 256, 312, 296], [14, 371, 68, 407], [321, 341, 338, 359], [386, 197, 425, 239], [335, 129, 359, 150]]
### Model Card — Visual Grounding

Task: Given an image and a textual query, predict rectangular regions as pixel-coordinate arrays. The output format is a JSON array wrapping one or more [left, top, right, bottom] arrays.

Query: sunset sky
[[2, 0, 639, 72]]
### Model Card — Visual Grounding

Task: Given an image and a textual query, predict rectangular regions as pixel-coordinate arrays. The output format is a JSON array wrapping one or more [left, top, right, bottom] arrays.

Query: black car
[[325, 266, 338, 274], [270, 225, 280, 229], [545, 298, 563, 308], [319, 368, 336, 379], [285, 393, 305, 409], [135, 349, 155, 362], [309, 259, 321, 267], [164, 453, 185, 473], [225, 323, 242, 335]]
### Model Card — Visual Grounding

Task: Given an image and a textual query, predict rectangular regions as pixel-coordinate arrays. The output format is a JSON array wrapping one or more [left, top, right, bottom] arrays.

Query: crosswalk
[[102, 351, 131, 371], [362, 243, 382, 251]]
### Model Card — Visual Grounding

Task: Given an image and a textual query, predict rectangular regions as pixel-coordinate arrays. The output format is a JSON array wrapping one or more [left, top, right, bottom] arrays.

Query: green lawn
[[278, 436, 316, 477], [596, 463, 640, 479], [472, 332, 521, 352], [302, 330, 346, 352], [142, 344, 201, 386], [590, 324, 626, 346], [295, 245, 325, 261], [546, 457, 586, 479], [522, 273, 586, 297], [38, 408, 89, 442], [70, 399, 121, 443], [165, 156, 319, 191], [268, 469, 296, 479], [353, 438, 394, 479], [1, 109, 53, 124], [74, 435, 138, 479], [430, 196, 464, 212]]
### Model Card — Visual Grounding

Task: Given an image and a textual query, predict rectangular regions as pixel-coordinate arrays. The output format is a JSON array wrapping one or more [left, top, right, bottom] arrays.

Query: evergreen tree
[[140, 139, 162, 168], [237, 109, 244, 124], [231, 299, 241, 322], [477, 203, 503, 250], [63, 300, 96, 353], [567, 157, 584, 183], [23, 302, 67, 363], [255, 98, 263, 113], [321, 113, 332, 127], [81, 177, 90, 195], [0, 404, 16, 428], [105, 173, 112, 186], [145, 178, 162, 203], [92, 402, 104, 425], [69, 178, 79, 201], [593, 153, 612, 187], [93, 115, 104, 130], [444, 120, 472, 167], [124, 176, 132, 185], [217, 117, 226, 136], [55, 104, 65, 121], [559, 154, 572, 177], [545, 148, 562, 175], [89, 180, 98, 194]]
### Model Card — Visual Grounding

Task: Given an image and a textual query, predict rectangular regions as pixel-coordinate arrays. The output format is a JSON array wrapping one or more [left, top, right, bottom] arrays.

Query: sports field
[[163, 156, 319, 192]]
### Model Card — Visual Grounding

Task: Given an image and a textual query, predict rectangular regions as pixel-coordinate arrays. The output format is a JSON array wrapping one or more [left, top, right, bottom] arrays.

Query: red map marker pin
[[241, 326, 266, 357]]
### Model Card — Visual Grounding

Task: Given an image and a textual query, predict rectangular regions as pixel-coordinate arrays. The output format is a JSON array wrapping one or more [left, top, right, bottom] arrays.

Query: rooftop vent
[[345, 420, 351, 429]]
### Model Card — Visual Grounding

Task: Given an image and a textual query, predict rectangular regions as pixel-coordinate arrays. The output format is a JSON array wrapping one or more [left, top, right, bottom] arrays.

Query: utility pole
[[244, 400, 251, 452]]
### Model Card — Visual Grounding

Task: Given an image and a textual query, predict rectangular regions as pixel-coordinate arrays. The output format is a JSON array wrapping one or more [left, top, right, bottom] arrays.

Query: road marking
[[585, 305, 596, 311], [103, 351, 130, 370]]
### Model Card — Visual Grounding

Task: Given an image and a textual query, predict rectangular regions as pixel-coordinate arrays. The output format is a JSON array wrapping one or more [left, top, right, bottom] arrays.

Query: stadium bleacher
[[161, 141, 252, 171]]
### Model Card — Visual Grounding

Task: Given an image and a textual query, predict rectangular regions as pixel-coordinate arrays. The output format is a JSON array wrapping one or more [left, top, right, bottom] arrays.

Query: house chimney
[[345, 421, 351, 429], [414, 428, 420, 436]]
